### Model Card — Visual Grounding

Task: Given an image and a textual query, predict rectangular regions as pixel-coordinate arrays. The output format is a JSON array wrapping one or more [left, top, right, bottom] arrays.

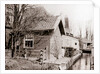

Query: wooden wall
[[15, 33, 50, 60]]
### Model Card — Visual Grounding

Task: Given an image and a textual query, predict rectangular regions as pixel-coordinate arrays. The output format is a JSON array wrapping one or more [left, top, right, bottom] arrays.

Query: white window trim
[[23, 37, 34, 48]]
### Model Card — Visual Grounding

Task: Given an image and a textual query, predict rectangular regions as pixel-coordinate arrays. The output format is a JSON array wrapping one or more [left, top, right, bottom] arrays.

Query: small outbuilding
[[80, 38, 92, 49]]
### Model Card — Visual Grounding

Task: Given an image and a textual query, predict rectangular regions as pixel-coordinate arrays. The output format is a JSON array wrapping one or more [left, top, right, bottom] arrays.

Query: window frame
[[23, 38, 34, 49], [75, 43, 77, 45]]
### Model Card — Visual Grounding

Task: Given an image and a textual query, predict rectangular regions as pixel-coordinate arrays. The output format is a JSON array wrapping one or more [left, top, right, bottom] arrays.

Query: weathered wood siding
[[33, 35, 50, 60], [34, 35, 50, 50], [15, 33, 50, 60]]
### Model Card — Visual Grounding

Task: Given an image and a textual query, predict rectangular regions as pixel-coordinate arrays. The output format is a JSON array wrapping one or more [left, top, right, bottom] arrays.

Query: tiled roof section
[[32, 16, 57, 30]]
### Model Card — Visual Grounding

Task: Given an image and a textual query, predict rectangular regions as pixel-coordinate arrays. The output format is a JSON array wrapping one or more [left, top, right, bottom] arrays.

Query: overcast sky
[[42, 4, 93, 37]]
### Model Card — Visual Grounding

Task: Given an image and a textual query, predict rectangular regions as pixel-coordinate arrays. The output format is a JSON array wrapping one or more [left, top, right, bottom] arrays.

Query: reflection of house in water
[[13, 15, 79, 62]]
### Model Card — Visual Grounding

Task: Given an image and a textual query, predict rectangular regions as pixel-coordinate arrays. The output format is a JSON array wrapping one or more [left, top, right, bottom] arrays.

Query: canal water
[[69, 53, 91, 70]]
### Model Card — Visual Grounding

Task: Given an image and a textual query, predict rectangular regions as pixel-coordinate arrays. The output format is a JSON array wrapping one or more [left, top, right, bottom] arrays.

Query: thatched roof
[[29, 16, 58, 31], [14, 16, 58, 31], [14, 7, 58, 31]]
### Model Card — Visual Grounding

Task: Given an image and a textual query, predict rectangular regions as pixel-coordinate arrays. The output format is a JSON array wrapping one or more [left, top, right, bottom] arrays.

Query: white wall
[[62, 35, 79, 50]]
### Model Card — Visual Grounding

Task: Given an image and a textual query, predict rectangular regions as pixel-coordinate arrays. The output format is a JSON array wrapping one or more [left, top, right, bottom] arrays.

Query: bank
[[43, 50, 82, 70]]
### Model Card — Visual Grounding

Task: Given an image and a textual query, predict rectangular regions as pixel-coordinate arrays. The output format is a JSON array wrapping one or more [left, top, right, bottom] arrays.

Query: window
[[25, 41, 33, 47], [24, 39, 33, 48], [16, 46, 19, 50], [75, 43, 77, 45]]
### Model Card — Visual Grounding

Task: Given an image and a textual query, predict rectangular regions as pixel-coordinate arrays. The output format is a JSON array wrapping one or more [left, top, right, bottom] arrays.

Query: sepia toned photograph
[[5, 4, 94, 70]]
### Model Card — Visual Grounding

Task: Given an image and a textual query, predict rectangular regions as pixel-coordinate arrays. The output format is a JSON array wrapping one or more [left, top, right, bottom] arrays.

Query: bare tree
[[90, 32, 94, 42], [90, 30, 94, 42], [11, 4, 29, 58], [79, 27, 82, 49], [5, 4, 14, 49], [11, 4, 51, 58], [85, 26, 93, 41], [85, 27, 89, 39]]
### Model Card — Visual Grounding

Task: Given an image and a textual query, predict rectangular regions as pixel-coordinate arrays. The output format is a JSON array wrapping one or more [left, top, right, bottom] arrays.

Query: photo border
[[0, 0, 99, 74]]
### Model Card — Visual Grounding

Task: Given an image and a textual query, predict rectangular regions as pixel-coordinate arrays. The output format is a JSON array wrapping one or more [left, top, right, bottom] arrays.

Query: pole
[[40, 49, 43, 70], [11, 34, 14, 58]]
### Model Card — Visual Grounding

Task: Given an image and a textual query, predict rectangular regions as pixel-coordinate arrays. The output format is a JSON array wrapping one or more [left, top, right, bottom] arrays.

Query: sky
[[41, 4, 94, 38]]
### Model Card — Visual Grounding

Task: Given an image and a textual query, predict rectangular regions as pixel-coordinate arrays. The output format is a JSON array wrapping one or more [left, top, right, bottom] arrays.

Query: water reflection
[[69, 53, 91, 70]]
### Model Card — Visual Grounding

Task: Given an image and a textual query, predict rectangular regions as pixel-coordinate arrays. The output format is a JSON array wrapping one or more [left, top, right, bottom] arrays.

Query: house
[[61, 35, 79, 57], [12, 15, 79, 62], [80, 38, 92, 49]]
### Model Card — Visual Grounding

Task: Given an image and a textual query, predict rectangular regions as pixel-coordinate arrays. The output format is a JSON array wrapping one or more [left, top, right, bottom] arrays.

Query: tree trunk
[[11, 35, 14, 58]]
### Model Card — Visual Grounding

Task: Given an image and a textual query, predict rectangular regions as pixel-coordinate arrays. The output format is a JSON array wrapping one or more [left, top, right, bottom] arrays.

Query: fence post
[[25, 49, 27, 59], [40, 49, 43, 70]]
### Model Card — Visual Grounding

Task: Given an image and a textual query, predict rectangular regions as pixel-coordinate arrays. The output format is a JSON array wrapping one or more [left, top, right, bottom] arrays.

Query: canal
[[69, 53, 91, 70]]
